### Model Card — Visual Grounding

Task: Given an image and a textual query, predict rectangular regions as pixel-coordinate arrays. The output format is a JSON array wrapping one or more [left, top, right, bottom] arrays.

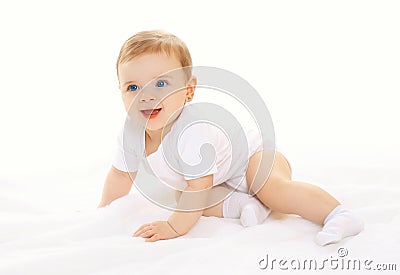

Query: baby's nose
[[139, 95, 156, 102]]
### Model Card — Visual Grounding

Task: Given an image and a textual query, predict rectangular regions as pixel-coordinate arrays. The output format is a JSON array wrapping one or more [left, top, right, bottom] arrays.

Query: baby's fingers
[[140, 229, 155, 238], [145, 234, 160, 242], [133, 223, 152, 236]]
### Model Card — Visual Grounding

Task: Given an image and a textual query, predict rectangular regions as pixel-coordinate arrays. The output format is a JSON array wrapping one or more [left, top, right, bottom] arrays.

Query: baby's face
[[118, 53, 195, 132]]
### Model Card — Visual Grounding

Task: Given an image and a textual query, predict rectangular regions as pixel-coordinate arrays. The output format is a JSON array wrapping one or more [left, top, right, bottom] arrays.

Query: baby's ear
[[185, 76, 197, 102]]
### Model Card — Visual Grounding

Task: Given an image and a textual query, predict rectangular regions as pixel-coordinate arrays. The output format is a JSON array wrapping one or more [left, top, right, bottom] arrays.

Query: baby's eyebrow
[[122, 80, 138, 87], [155, 74, 174, 80]]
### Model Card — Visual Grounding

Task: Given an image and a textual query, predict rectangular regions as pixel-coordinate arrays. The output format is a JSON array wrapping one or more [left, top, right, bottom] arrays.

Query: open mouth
[[140, 108, 162, 119]]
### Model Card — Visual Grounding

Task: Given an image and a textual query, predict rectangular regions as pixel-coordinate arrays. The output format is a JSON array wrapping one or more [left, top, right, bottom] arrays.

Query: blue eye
[[128, 84, 139, 92], [156, 80, 168, 88]]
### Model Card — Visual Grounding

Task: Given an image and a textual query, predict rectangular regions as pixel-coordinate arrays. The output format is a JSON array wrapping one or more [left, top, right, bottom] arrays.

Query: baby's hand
[[133, 221, 181, 242]]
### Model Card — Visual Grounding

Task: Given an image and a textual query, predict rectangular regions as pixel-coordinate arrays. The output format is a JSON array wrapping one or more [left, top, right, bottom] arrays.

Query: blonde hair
[[116, 30, 192, 80]]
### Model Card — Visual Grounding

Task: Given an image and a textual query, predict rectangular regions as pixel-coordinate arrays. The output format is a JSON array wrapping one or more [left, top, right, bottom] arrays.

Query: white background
[[0, 0, 399, 201]]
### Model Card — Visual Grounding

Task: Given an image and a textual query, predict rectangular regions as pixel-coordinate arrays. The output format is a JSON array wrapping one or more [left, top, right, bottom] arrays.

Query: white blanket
[[1, 155, 399, 275]]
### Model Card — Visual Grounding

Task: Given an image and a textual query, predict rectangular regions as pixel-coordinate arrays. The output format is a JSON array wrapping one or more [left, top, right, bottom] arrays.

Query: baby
[[98, 30, 364, 245]]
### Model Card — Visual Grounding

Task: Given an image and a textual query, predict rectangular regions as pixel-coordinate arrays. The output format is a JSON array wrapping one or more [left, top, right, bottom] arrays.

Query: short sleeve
[[176, 123, 219, 180], [111, 128, 140, 172]]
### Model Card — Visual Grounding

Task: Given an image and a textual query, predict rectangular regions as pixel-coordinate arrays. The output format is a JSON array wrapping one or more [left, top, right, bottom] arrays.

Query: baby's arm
[[133, 174, 213, 242], [97, 165, 136, 208]]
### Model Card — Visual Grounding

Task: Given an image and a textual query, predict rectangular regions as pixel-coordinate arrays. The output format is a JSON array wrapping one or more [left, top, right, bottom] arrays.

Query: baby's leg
[[176, 184, 270, 226], [222, 189, 271, 226], [246, 150, 363, 245], [204, 183, 271, 226]]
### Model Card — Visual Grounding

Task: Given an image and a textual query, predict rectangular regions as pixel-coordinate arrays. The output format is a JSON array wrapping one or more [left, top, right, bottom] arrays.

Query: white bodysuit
[[112, 104, 274, 193]]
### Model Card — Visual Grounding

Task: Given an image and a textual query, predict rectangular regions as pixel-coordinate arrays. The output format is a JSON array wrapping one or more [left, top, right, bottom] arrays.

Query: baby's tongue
[[143, 110, 152, 115], [143, 109, 160, 115]]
